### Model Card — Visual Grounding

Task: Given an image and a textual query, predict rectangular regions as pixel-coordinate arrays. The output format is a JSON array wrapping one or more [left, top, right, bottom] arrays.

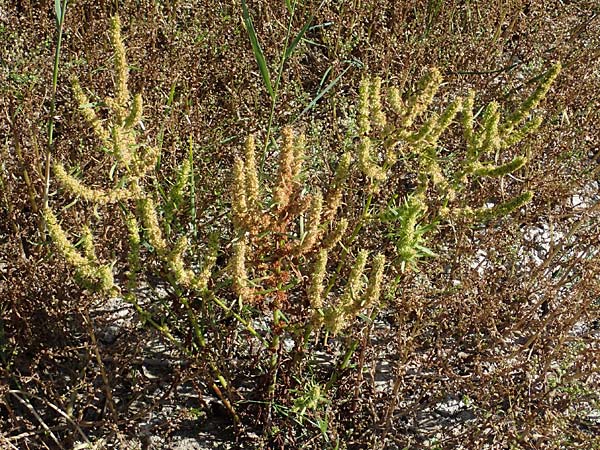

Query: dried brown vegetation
[[1, 1, 599, 449]]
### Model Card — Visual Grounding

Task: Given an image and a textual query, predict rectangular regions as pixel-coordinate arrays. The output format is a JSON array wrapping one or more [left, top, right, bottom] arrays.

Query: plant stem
[[266, 308, 282, 424], [260, 0, 298, 171], [43, 0, 68, 239], [188, 136, 197, 239], [323, 190, 374, 297], [124, 291, 240, 424], [209, 293, 268, 346]]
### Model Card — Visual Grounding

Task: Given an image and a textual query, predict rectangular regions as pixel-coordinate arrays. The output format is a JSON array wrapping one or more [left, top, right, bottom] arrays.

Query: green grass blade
[[188, 136, 197, 239], [283, 15, 314, 65], [284, 1, 328, 66], [284, 0, 293, 14], [294, 60, 360, 121], [43, 0, 68, 221], [54, 0, 62, 24], [241, 0, 274, 99]]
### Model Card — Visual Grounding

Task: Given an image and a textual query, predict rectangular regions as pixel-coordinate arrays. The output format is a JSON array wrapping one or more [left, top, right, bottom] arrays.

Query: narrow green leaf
[[155, 179, 168, 202], [108, 161, 118, 181], [285, 0, 293, 14], [415, 244, 438, 258], [294, 60, 360, 121], [283, 15, 314, 65], [318, 66, 332, 91], [55, 0, 67, 26], [55, 0, 62, 22], [188, 137, 197, 239], [241, 0, 274, 99]]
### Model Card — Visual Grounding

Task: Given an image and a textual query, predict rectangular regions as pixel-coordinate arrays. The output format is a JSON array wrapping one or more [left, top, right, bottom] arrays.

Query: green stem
[[43, 0, 68, 231], [323, 191, 374, 297], [209, 293, 268, 346], [260, 0, 298, 172], [325, 340, 359, 393], [125, 291, 239, 424]]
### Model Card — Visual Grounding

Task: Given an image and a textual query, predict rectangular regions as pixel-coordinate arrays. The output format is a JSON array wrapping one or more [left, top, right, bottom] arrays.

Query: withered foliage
[[1, 1, 599, 449]]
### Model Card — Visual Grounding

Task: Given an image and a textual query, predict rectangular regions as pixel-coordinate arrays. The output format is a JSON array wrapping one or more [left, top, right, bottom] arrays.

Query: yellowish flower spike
[[48, 16, 221, 305], [44, 208, 115, 293], [139, 196, 167, 254], [401, 68, 443, 128], [388, 86, 403, 115], [125, 211, 141, 276], [168, 236, 194, 286], [339, 250, 369, 310], [72, 79, 110, 143], [323, 307, 344, 335], [244, 134, 260, 208], [396, 196, 427, 265], [427, 97, 463, 144], [501, 62, 561, 135], [473, 156, 527, 178], [369, 77, 387, 131], [165, 157, 192, 230], [323, 218, 348, 251], [167, 235, 216, 292], [232, 157, 248, 231], [44, 207, 87, 268], [473, 191, 534, 222], [124, 93, 143, 129], [110, 124, 133, 170], [383, 128, 401, 166], [80, 226, 96, 261], [323, 250, 378, 334], [134, 144, 160, 180], [109, 15, 130, 114], [420, 150, 447, 189], [232, 238, 253, 303], [363, 253, 385, 309], [53, 163, 134, 204], [292, 132, 306, 181], [274, 127, 296, 210], [357, 138, 387, 181], [479, 102, 501, 155], [324, 152, 351, 222], [299, 191, 323, 254], [346, 253, 386, 317], [401, 113, 435, 146], [333, 152, 352, 186], [501, 116, 543, 149], [193, 243, 217, 292]]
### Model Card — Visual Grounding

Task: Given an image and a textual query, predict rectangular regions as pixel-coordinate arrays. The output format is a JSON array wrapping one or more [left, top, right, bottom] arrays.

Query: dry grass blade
[[8, 390, 92, 446], [8, 391, 65, 450], [0, 435, 19, 450], [2, 1, 599, 448]]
